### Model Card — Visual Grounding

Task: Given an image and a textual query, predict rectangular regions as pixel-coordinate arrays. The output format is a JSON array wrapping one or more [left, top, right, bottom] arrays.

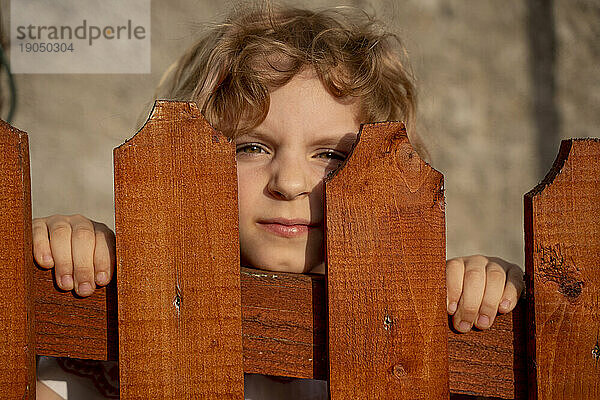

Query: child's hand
[[446, 255, 524, 333], [32, 214, 116, 297]]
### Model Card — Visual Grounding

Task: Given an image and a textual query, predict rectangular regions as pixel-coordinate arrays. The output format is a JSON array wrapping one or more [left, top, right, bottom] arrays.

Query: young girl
[[32, 2, 524, 398]]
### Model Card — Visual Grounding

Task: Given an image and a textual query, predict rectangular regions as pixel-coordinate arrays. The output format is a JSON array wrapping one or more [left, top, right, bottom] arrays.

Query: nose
[[267, 152, 312, 200]]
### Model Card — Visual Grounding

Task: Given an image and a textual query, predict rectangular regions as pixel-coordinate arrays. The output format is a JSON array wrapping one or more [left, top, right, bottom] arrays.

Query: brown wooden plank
[[240, 267, 327, 380], [524, 138, 600, 399], [31, 261, 526, 398], [448, 301, 527, 399], [0, 120, 35, 399], [34, 266, 117, 360], [240, 266, 526, 399], [244, 268, 528, 398], [114, 100, 244, 399], [325, 122, 449, 399]]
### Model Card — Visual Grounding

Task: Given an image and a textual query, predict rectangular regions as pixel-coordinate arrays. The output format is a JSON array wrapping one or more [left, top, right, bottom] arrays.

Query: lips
[[257, 218, 321, 238], [260, 217, 320, 226]]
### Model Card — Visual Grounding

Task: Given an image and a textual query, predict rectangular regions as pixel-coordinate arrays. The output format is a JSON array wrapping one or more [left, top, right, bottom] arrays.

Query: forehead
[[254, 71, 360, 142]]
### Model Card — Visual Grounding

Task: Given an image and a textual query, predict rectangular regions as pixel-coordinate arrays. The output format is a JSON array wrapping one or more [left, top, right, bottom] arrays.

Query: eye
[[314, 150, 347, 162], [235, 143, 268, 155]]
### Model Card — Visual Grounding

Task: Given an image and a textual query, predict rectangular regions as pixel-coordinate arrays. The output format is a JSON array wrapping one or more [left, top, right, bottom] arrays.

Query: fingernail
[[500, 299, 511, 311], [42, 254, 53, 264], [477, 314, 490, 328], [459, 321, 471, 332], [78, 282, 92, 296], [448, 302, 457, 314], [96, 272, 108, 285], [61, 275, 73, 289]]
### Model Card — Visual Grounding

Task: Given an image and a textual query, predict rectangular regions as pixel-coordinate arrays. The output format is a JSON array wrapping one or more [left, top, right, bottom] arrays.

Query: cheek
[[236, 164, 270, 269], [308, 176, 325, 216], [236, 180, 249, 218], [236, 165, 260, 218], [236, 167, 258, 265]]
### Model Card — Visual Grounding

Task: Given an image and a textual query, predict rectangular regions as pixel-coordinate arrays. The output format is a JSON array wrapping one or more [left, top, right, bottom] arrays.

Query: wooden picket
[[325, 121, 448, 398], [0, 120, 35, 399], [525, 138, 600, 399], [0, 102, 598, 399], [113, 101, 244, 398]]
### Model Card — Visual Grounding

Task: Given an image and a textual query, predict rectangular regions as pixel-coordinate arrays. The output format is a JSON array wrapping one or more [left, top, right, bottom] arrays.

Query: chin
[[254, 260, 309, 274], [241, 253, 320, 274]]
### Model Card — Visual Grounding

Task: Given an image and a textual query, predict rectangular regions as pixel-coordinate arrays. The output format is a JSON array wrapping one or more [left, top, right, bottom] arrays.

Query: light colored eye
[[315, 150, 346, 161], [236, 144, 267, 154]]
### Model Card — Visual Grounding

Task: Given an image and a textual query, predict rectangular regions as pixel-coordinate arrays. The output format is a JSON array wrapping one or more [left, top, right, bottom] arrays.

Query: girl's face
[[235, 70, 360, 274]]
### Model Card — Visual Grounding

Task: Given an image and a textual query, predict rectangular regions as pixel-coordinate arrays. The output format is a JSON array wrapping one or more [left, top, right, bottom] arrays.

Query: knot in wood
[[392, 364, 407, 379], [384, 131, 405, 154], [383, 314, 393, 330], [538, 244, 584, 300], [592, 344, 600, 361], [173, 282, 182, 315]]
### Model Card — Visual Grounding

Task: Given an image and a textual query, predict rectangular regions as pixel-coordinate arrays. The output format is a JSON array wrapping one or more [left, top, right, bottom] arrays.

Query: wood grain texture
[[241, 267, 328, 380], [448, 302, 527, 399], [0, 120, 35, 399], [325, 122, 449, 399], [114, 101, 244, 399], [34, 267, 117, 360], [524, 138, 600, 399], [32, 264, 526, 398], [240, 266, 526, 399]]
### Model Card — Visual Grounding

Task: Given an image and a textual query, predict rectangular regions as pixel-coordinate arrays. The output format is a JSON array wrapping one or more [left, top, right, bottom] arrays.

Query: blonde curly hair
[[153, 1, 427, 158]]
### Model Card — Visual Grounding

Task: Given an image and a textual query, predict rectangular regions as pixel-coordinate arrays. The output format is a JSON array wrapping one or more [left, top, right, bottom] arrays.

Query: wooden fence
[[0, 100, 598, 399]]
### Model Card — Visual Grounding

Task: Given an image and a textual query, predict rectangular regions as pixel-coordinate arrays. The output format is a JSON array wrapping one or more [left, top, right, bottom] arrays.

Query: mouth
[[257, 218, 322, 238]]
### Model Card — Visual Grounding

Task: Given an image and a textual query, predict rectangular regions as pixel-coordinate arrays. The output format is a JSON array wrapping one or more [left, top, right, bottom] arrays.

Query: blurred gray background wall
[[0, 0, 598, 266]]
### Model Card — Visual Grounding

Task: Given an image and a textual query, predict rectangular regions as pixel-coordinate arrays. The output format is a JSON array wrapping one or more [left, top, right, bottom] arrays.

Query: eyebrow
[[311, 132, 358, 150], [235, 130, 275, 144], [237, 131, 359, 149]]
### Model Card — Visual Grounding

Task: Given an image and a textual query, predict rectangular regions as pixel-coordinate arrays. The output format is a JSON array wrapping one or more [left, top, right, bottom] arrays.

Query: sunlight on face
[[235, 70, 360, 274]]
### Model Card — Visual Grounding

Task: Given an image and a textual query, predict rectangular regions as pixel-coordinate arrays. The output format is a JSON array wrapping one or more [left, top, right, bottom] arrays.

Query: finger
[[446, 257, 465, 315], [93, 222, 116, 286], [47, 217, 74, 290], [474, 261, 506, 330], [32, 218, 54, 268], [453, 255, 487, 333], [70, 215, 96, 297], [499, 265, 525, 313]]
